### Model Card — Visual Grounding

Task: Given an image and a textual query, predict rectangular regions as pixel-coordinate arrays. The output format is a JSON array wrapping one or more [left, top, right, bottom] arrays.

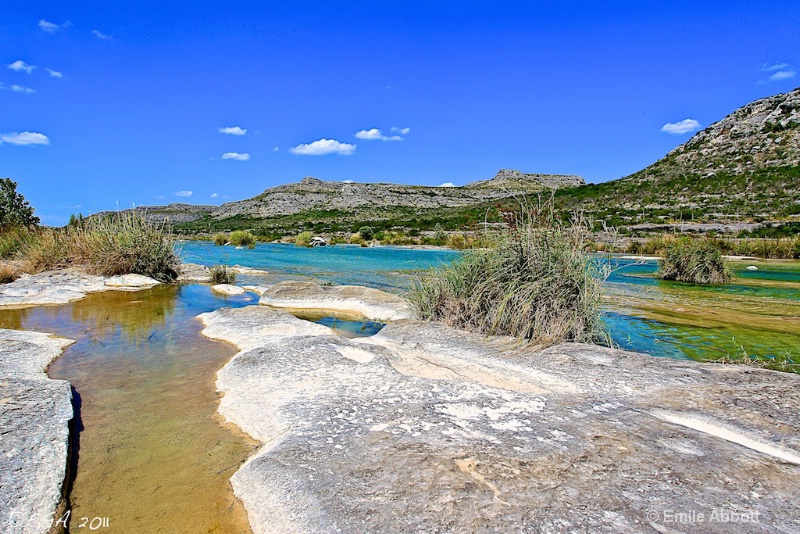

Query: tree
[[0, 178, 39, 229]]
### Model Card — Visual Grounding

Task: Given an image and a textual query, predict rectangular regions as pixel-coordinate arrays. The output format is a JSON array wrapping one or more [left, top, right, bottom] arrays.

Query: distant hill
[[554, 87, 800, 229], [126, 170, 584, 235]]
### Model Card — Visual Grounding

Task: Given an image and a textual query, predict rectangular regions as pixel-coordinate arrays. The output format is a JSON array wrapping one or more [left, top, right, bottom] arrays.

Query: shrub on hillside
[[658, 238, 732, 284], [409, 208, 608, 345]]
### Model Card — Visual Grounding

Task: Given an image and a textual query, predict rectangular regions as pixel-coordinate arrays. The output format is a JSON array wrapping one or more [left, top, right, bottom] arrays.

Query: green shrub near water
[[229, 230, 256, 248], [658, 238, 732, 284], [213, 233, 228, 246], [209, 265, 236, 284], [296, 231, 313, 247], [17, 211, 180, 282], [408, 208, 608, 345]]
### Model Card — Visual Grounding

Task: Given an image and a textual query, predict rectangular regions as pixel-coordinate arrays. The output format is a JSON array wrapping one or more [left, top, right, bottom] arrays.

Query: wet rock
[[212, 284, 246, 296], [259, 280, 413, 321], [200, 307, 800, 534], [0, 329, 74, 534], [0, 268, 161, 308]]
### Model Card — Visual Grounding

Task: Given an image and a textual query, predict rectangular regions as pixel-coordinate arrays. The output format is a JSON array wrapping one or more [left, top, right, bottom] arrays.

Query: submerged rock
[[200, 306, 800, 534], [0, 329, 74, 534], [259, 280, 413, 321]]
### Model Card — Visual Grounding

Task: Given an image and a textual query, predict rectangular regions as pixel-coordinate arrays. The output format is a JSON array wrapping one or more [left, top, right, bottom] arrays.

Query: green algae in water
[[0, 284, 259, 533]]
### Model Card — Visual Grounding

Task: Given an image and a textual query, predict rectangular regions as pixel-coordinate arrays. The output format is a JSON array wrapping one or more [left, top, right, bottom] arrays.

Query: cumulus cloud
[[391, 127, 411, 135], [290, 139, 356, 156], [355, 128, 404, 141], [0, 131, 50, 145], [437, 182, 456, 187], [272, 147, 280, 152], [342, 179, 354, 183], [210, 193, 219, 198], [46, 68, 63, 78], [221, 152, 251, 161], [7, 60, 35, 74], [92, 29, 112, 40], [660, 119, 701, 135], [174, 190, 193, 197], [11, 85, 35, 94], [38, 20, 60, 33], [219, 126, 247, 135]]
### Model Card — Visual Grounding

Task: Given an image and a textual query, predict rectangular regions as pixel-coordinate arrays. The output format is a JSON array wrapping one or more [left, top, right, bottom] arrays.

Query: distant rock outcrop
[[466, 168, 584, 189]]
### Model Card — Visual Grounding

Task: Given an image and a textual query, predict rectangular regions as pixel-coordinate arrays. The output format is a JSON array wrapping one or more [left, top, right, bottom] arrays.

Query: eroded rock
[[201, 306, 800, 534], [259, 281, 413, 321], [0, 329, 74, 534], [212, 284, 246, 296]]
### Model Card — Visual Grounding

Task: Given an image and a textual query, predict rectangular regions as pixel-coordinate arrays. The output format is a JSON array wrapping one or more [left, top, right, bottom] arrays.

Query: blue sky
[[1, 1, 798, 225]]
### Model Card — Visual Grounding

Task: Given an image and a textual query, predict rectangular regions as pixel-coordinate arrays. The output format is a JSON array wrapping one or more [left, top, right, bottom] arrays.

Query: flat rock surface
[[200, 307, 800, 534], [212, 284, 246, 296], [177, 262, 211, 283], [0, 329, 74, 534], [0, 268, 161, 308], [259, 280, 414, 321]]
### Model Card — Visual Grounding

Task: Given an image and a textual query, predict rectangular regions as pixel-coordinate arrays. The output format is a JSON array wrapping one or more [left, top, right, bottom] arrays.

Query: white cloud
[[153, 195, 167, 200], [46, 68, 63, 78], [92, 29, 112, 40], [762, 63, 790, 72], [11, 85, 35, 94], [342, 179, 354, 183], [7, 60, 35, 74], [210, 193, 219, 198], [355, 128, 403, 141], [391, 127, 411, 135], [290, 139, 356, 156], [39, 20, 60, 33], [768, 70, 796, 82], [175, 190, 193, 197], [437, 182, 456, 187], [219, 126, 247, 135], [221, 152, 251, 161], [0, 131, 50, 145], [660, 119, 701, 135], [272, 147, 280, 152]]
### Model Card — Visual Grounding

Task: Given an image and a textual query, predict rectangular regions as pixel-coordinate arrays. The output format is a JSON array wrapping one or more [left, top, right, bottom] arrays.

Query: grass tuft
[[213, 233, 228, 246], [295, 231, 313, 247], [658, 238, 732, 284], [408, 205, 609, 345], [209, 264, 236, 284], [229, 230, 256, 248]]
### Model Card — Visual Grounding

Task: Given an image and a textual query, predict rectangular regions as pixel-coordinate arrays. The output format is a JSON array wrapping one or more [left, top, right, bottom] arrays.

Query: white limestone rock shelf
[[258, 280, 414, 321], [0, 269, 161, 308], [200, 306, 800, 534], [0, 329, 75, 534]]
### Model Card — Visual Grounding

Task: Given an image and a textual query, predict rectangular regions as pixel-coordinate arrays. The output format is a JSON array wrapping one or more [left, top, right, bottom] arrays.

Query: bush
[[229, 230, 256, 248], [358, 226, 374, 241], [0, 178, 39, 229], [296, 231, 313, 247], [658, 238, 732, 284], [213, 233, 228, 246], [0, 265, 19, 284], [348, 233, 365, 246], [18, 211, 180, 282], [209, 265, 236, 284], [408, 207, 608, 345]]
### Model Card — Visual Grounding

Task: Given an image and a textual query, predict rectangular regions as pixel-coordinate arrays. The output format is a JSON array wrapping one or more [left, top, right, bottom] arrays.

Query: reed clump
[[296, 231, 313, 247], [658, 238, 732, 284], [229, 230, 256, 248], [15, 211, 180, 282], [209, 264, 236, 284], [212, 233, 228, 246], [408, 206, 608, 345]]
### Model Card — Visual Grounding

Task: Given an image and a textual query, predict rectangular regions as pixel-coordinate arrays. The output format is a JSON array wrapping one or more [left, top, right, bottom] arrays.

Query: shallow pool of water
[[0, 285, 261, 533]]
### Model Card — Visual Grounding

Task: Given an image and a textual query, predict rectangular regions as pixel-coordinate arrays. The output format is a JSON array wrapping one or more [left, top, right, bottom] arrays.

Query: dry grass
[[408, 205, 609, 345], [658, 238, 732, 284]]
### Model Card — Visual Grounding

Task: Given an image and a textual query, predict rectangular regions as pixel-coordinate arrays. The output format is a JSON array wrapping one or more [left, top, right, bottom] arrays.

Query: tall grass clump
[[209, 264, 236, 284], [229, 230, 256, 248], [658, 238, 732, 284], [213, 233, 228, 246], [19, 211, 180, 282], [296, 231, 313, 247], [408, 206, 608, 345]]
